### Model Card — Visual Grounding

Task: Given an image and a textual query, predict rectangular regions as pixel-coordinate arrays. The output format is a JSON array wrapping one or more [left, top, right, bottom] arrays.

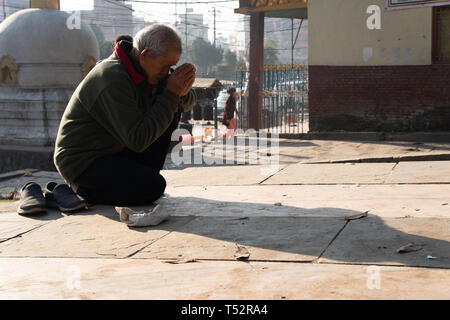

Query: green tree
[[90, 24, 105, 43], [189, 38, 224, 76], [100, 40, 114, 60], [264, 40, 279, 65], [237, 57, 246, 68], [89, 24, 114, 60], [224, 50, 237, 67], [221, 50, 238, 81]]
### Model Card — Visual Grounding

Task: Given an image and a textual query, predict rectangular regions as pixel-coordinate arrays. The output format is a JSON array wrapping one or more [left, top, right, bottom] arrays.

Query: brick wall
[[309, 65, 450, 132]]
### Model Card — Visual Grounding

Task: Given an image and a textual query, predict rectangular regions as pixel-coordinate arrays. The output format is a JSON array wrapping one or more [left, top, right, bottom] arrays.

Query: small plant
[[3, 187, 18, 200]]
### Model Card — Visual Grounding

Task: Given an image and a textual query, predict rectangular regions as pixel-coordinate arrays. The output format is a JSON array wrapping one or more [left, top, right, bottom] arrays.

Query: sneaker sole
[[17, 206, 47, 215], [58, 202, 88, 213]]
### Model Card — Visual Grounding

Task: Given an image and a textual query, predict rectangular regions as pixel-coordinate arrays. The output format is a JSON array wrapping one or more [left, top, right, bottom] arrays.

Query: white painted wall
[[308, 0, 432, 65]]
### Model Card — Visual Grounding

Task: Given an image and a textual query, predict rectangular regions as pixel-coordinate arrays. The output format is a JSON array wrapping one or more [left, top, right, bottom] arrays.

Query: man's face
[[139, 48, 181, 85]]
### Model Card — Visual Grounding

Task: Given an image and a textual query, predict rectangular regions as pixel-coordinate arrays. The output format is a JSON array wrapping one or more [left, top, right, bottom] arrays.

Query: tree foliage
[[220, 50, 238, 80], [189, 38, 224, 76], [100, 40, 114, 60], [90, 24, 113, 60], [224, 50, 237, 67], [237, 57, 246, 67], [90, 24, 105, 43]]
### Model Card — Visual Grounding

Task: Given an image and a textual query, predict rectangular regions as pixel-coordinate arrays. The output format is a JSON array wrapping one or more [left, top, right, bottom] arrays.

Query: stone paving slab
[[3, 182, 449, 220], [291, 140, 450, 163], [0, 200, 20, 213], [270, 139, 450, 164], [386, 161, 450, 184], [163, 184, 450, 218], [165, 139, 450, 169], [305, 153, 450, 164], [0, 257, 449, 299], [0, 208, 63, 242], [161, 165, 282, 187], [0, 211, 196, 259], [319, 216, 450, 269], [133, 216, 346, 262], [262, 163, 396, 185], [0, 218, 44, 243]]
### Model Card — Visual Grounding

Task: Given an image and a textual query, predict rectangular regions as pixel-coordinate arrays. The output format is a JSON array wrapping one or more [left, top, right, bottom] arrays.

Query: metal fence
[[235, 64, 309, 134]]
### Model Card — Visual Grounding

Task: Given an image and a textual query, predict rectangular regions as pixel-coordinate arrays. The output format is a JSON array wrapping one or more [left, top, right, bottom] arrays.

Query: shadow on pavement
[[19, 196, 446, 269]]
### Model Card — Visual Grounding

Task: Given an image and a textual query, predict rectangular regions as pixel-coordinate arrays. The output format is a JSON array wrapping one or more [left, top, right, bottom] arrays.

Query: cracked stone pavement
[[0, 138, 449, 299]]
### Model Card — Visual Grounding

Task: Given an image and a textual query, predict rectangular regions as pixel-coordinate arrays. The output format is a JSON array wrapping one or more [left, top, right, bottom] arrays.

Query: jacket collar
[[114, 40, 146, 85]]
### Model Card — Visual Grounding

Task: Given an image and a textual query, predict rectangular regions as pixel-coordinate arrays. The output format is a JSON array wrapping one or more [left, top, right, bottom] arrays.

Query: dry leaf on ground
[[345, 211, 369, 221]]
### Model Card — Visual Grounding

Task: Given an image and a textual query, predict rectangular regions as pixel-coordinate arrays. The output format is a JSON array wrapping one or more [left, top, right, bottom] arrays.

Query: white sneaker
[[115, 204, 170, 227]]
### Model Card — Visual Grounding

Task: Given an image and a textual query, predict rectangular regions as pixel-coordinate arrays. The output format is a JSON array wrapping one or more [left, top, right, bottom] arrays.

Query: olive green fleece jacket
[[54, 51, 196, 184]]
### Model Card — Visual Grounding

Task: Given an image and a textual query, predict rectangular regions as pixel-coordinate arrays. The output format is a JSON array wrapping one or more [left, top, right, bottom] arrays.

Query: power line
[[105, 0, 134, 11], [83, 9, 304, 35], [1, 1, 305, 29], [0, 3, 306, 52], [0, 3, 305, 37], [265, 46, 307, 51], [67, 2, 306, 35]]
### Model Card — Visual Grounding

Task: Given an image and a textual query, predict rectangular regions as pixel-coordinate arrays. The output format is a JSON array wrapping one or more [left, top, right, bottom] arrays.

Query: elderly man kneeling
[[53, 24, 196, 209]]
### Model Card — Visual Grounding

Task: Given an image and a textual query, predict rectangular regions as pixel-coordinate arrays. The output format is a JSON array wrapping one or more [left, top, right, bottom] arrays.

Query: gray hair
[[133, 24, 182, 57]]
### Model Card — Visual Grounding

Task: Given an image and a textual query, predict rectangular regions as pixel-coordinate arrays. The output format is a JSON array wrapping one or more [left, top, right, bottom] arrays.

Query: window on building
[[433, 5, 450, 63]]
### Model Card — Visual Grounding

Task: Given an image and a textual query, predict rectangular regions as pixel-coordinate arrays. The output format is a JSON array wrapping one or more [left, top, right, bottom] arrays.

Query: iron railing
[[235, 64, 309, 134]]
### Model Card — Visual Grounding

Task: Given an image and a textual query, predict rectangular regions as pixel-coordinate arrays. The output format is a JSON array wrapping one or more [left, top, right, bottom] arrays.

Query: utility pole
[[291, 18, 304, 67], [2, 0, 6, 22], [291, 18, 294, 66], [184, 1, 187, 52], [174, 0, 177, 27], [213, 7, 216, 47]]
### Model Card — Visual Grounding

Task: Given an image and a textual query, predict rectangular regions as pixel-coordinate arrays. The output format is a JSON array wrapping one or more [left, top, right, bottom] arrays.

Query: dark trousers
[[74, 116, 178, 206]]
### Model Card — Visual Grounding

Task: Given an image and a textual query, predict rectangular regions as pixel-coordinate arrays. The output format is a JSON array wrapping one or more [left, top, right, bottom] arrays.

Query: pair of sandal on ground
[[17, 181, 88, 215], [17, 182, 169, 227]]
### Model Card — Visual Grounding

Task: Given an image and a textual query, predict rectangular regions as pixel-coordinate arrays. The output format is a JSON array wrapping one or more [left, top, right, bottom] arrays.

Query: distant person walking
[[222, 87, 237, 137]]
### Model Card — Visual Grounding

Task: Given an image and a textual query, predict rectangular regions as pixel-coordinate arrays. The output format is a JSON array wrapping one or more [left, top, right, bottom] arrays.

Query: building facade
[[81, 0, 134, 42], [236, 0, 450, 132], [308, 0, 450, 131], [178, 10, 208, 46], [133, 15, 149, 36]]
